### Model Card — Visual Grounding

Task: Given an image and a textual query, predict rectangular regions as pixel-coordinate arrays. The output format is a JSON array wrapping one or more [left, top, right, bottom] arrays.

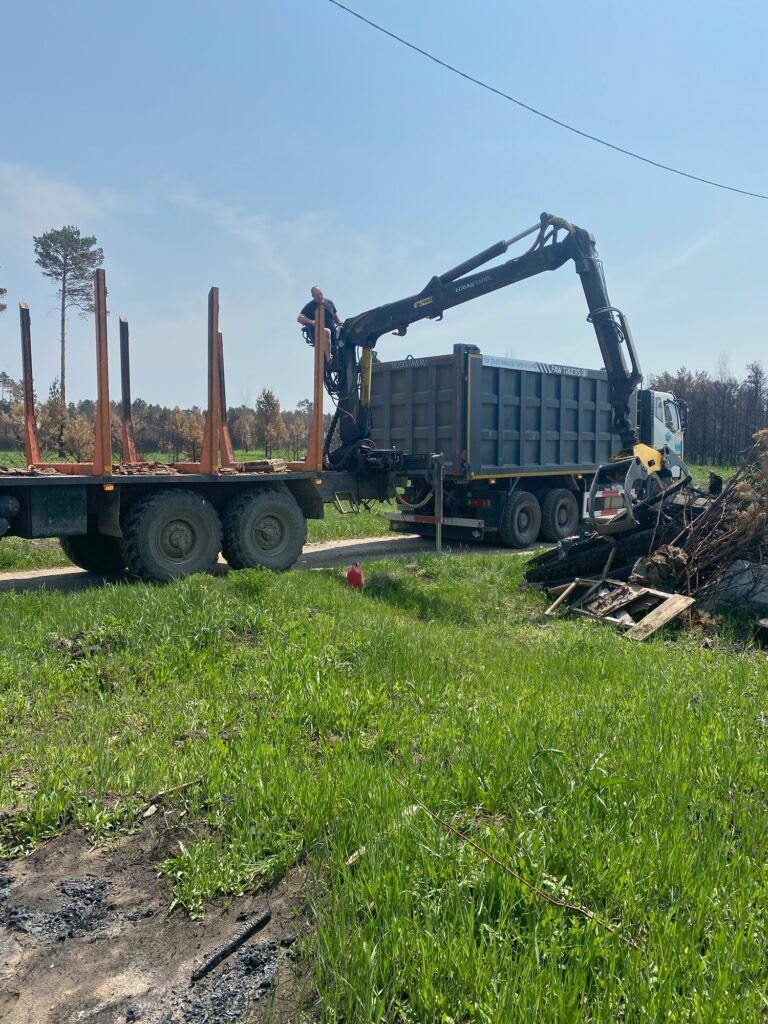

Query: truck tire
[[499, 490, 541, 548], [59, 533, 126, 574], [120, 489, 222, 582], [539, 488, 580, 542], [222, 487, 306, 571]]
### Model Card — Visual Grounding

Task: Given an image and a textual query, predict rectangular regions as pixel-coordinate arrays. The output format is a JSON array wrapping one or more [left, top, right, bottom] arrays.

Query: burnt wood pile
[[526, 431, 768, 635]]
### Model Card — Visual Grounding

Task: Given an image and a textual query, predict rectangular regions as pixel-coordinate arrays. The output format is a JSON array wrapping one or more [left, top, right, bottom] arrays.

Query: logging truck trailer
[[369, 345, 686, 547], [0, 274, 397, 582], [0, 467, 393, 581]]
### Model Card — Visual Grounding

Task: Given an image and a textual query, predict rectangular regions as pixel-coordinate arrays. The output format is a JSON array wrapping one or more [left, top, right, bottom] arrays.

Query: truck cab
[[639, 389, 686, 459]]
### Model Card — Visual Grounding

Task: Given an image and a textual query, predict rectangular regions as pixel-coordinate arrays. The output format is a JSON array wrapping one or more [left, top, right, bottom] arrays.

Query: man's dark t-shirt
[[301, 298, 338, 327]]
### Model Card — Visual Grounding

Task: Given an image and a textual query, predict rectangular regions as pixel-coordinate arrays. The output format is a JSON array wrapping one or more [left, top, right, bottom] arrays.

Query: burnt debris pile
[[526, 430, 768, 637]]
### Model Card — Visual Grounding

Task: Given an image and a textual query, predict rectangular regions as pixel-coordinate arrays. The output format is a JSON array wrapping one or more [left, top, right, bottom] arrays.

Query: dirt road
[[0, 533, 538, 595]]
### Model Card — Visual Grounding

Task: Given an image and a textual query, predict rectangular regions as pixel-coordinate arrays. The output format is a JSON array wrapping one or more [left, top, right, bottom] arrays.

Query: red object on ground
[[346, 562, 364, 589]]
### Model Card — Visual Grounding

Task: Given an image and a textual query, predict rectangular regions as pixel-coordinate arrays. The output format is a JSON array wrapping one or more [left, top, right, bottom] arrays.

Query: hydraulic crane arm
[[326, 213, 642, 467]]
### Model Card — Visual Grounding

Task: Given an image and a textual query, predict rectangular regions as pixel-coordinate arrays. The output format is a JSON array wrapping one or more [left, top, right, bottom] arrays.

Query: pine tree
[[38, 379, 66, 454], [255, 388, 285, 458], [0, 266, 7, 313], [62, 413, 95, 462], [32, 227, 104, 416]]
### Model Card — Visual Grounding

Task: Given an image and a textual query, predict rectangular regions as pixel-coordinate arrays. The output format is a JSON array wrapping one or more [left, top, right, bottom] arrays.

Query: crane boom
[[325, 213, 642, 468]]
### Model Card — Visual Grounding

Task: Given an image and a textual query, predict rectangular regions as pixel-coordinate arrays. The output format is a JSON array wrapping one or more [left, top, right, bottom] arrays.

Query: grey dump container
[[370, 344, 631, 479]]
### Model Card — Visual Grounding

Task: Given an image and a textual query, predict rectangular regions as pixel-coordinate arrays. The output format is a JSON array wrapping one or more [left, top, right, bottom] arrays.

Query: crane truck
[[322, 212, 688, 545]]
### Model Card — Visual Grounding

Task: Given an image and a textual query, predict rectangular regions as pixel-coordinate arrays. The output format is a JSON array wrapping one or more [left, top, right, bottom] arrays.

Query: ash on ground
[[0, 826, 308, 1024], [0, 876, 112, 941], [159, 943, 278, 1024]]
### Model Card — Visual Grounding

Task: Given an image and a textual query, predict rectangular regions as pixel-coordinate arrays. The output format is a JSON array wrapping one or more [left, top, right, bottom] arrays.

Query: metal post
[[119, 317, 138, 464], [432, 453, 444, 555], [218, 331, 235, 466], [200, 287, 221, 475], [18, 303, 41, 466], [311, 301, 326, 470], [298, 303, 326, 471], [92, 270, 112, 476]]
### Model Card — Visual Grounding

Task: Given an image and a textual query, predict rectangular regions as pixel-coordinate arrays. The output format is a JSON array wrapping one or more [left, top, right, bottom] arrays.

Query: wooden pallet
[[546, 577, 694, 640]]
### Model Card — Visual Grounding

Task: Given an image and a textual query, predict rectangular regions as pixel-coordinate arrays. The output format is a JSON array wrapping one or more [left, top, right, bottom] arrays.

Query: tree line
[[2, 360, 765, 468], [0, 375, 320, 463], [650, 361, 768, 466]]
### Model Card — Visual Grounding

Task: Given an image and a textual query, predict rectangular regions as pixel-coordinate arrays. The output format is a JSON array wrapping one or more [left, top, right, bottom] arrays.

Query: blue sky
[[1, 0, 766, 409]]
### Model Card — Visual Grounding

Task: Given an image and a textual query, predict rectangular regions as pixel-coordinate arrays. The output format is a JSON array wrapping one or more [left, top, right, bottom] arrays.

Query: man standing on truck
[[297, 285, 341, 358]]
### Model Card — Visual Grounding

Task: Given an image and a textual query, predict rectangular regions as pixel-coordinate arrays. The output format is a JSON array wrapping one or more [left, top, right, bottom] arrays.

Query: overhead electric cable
[[327, 0, 768, 201]]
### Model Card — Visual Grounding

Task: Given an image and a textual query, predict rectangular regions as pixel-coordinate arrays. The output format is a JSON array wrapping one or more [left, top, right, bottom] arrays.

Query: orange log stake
[[92, 270, 112, 477], [200, 287, 221, 475], [218, 331, 235, 467], [119, 317, 138, 464], [18, 303, 41, 466], [304, 301, 325, 471]]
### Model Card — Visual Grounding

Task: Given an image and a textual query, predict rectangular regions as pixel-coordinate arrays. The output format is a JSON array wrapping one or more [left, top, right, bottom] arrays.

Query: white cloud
[[166, 181, 430, 309], [0, 161, 136, 243]]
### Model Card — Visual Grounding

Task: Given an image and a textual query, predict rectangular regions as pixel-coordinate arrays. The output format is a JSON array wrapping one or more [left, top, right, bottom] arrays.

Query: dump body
[[370, 344, 630, 480], [369, 344, 650, 548]]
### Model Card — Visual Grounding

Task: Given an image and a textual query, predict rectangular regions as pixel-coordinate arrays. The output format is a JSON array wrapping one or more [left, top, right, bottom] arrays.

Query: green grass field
[[687, 463, 739, 488], [0, 537, 71, 571], [1, 553, 767, 1020]]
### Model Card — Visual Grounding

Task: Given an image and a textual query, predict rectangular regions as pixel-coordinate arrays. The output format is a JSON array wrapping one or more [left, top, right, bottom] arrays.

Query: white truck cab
[[639, 389, 686, 459]]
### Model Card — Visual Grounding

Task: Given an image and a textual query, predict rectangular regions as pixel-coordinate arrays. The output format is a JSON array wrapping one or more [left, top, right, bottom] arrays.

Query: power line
[[327, 0, 768, 201]]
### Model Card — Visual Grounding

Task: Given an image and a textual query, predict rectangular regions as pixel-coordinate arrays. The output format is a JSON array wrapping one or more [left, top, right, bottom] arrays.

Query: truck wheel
[[222, 487, 306, 571], [120, 489, 222, 582], [499, 490, 541, 548], [540, 489, 579, 542], [59, 533, 126, 574]]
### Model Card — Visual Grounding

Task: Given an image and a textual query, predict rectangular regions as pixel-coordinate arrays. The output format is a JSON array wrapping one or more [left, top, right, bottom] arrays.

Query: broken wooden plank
[[545, 581, 579, 615], [570, 608, 631, 625], [602, 578, 679, 600], [624, 594, 695, 640], [583, 585, 639, 618]]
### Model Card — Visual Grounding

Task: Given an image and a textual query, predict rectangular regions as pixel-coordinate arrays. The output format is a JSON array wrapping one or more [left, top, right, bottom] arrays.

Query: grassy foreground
[[1, 554, 767, 1021]]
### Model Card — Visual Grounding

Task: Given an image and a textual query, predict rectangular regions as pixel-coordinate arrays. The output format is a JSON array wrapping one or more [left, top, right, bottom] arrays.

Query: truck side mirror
[[678, 400, 688, 430]]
